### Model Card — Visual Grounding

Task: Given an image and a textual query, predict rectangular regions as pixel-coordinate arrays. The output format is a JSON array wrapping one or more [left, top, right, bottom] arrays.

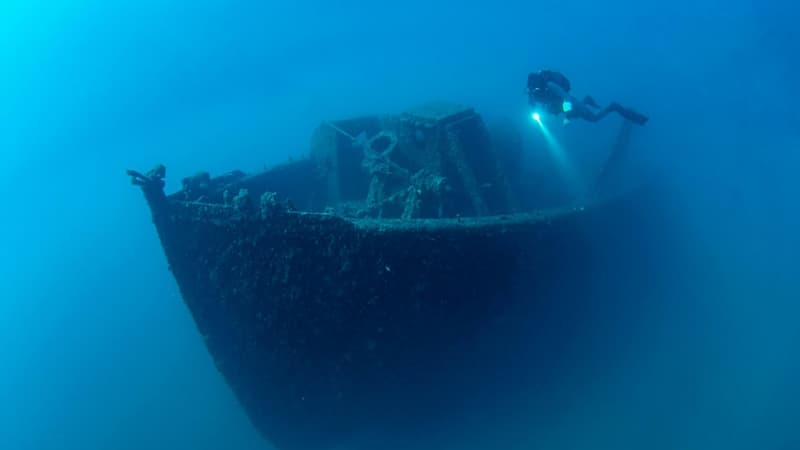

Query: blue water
[[1, 1, 798, 449]]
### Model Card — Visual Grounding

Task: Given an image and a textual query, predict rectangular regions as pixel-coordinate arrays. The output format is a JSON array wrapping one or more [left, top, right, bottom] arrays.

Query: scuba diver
[[527, 69, 649, 125]]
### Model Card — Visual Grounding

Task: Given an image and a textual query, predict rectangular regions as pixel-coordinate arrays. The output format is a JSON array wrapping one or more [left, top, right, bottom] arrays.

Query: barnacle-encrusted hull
[[131, 104, 674, 449]]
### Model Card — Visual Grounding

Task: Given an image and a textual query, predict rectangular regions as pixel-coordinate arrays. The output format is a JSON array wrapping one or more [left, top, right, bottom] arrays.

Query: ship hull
[[136, 179, 670, 449]]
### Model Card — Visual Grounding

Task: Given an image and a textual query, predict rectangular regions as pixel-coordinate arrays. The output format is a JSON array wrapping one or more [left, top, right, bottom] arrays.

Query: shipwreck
[[130, 103, 674, 449]]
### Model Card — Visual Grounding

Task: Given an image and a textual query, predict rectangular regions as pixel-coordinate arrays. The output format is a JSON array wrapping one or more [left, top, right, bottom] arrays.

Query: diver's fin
[[624, 109, 649, 125]]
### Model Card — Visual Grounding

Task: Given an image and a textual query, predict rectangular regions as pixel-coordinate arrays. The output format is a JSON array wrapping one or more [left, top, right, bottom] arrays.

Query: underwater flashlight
[[531, 112, 541, 123]]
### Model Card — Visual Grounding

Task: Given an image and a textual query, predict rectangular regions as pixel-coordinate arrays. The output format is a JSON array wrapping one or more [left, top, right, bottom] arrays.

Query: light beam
[[529, 111, 584, 199]]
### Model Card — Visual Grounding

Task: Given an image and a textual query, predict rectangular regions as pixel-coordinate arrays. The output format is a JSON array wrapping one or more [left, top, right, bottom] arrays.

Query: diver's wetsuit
[[527, 70, 649, 125]]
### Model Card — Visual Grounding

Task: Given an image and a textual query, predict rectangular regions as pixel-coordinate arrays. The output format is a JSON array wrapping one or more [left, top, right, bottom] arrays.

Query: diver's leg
[[573, 102, 649, 125], [583, 95, 601, 108], [608, 102, 649, 125], [577, 106, 613, 122], [569, 101, 610, 122]]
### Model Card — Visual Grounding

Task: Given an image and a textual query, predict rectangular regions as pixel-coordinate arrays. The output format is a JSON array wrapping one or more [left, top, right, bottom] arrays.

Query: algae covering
[[129, 103, 662, 449]]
